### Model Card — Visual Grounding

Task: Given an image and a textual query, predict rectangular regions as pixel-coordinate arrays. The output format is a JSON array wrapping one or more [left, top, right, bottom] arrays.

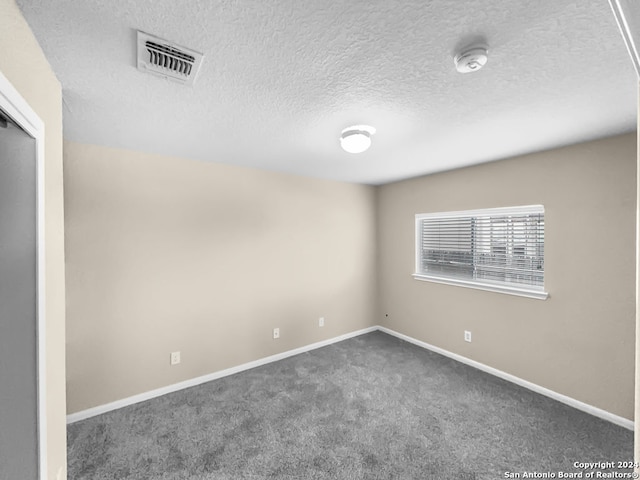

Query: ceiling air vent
[[137, 31, 204, 85]]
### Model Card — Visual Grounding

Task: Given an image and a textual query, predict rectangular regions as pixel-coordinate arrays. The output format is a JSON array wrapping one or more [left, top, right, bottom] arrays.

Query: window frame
[[413, 205, 548, 300]]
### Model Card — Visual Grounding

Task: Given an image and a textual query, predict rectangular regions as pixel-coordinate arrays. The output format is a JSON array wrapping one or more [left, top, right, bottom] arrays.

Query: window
[[414, 205, 547, 299]]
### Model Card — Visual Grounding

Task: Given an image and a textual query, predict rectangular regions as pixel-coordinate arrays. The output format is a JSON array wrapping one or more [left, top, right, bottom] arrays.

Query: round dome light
[[340, 125, 376, 154]]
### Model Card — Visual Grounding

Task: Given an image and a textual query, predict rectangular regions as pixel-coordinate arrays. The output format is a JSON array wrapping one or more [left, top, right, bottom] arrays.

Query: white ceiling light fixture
[[340, 125, 376, 154], [454, 46, 489, 73]]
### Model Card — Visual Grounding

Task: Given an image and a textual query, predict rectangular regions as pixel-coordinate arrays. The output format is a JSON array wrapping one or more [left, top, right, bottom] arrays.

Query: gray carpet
[[67, 332, 633, 480]]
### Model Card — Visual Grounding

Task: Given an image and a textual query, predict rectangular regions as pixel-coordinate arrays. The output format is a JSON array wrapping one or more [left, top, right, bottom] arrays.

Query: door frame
[[0, 71, 47, 479], [608, 0, 640, 77], [608, 0, 640, 467]]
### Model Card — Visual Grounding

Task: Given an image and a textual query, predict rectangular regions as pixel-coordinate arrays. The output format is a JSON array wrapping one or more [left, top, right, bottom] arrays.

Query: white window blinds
[[414, 205, 547, 299]]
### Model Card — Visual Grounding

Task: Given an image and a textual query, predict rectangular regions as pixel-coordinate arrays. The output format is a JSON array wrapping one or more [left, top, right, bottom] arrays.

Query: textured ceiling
[[16, 0, 638, 185]]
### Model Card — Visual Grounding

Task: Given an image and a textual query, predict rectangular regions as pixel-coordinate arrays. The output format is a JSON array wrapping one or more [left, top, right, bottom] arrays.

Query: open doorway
[[0, 70, 47, 480], [0, 110, 38, 479]]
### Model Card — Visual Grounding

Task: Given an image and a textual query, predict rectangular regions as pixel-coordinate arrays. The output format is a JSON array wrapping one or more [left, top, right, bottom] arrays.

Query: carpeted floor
[[67, 331, 633, 480]]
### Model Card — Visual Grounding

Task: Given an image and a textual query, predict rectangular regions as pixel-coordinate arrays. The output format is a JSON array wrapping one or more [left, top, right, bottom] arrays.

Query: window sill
[[412, 274, 549, 300]]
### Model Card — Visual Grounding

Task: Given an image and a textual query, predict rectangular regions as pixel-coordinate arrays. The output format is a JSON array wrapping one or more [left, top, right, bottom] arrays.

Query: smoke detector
[[454, 46, 488, 73], [137, 31, 204, 85]]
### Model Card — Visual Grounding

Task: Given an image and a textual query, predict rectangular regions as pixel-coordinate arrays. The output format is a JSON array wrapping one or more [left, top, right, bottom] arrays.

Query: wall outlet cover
[[170, 351, 181, 365], [273, 328, 280, 339]]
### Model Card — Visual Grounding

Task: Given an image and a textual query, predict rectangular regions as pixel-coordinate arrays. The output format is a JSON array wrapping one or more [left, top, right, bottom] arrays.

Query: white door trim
[[0, 71, 47, 480], [608, 0, 640, 77]]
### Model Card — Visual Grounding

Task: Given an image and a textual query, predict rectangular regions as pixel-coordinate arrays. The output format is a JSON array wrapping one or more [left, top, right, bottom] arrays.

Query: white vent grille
[[137, 31, 203, 85]]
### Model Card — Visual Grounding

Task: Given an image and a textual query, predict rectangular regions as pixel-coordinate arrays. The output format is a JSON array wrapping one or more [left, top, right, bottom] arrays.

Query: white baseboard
[[66, 326, 377, 424], [378, 326, 634, 431], [68, 325, 634, 431]]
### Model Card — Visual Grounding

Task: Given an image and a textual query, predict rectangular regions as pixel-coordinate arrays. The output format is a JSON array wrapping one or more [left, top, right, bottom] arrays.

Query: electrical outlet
[[273, 328, 280, 339], [319, 317, 325, 327], [464, 331, 472, 343], [170, 351, 181, 365]]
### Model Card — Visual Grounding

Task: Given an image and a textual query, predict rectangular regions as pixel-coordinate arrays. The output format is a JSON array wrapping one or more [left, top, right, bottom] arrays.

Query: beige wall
[[377, 133, 636, 420], [67, 135, 636, 421], [64, 141, 376, 414], [0, 0, 67, 478]]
